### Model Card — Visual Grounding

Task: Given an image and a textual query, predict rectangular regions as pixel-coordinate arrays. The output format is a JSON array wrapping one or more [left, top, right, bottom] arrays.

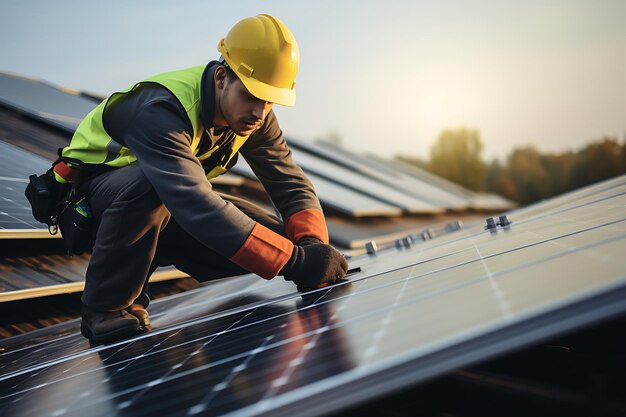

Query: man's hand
[[281, 243, 349, 292]]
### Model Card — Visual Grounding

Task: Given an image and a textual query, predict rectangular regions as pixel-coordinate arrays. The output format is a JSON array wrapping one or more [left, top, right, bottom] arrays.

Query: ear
[[214, 66, 227, 90]]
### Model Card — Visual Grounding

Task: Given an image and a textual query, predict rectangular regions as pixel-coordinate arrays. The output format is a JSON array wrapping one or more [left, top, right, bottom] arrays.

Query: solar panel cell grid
[[0, 179, 41, 230], [0, 141, 52, 231], [0, 141, 51, 179], [0, 276, 274, 374]]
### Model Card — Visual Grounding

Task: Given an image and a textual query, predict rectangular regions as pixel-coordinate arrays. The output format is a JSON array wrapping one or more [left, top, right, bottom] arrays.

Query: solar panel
[[232, 159, 403, 217], [304, 171, 403, 217], [0, 175, 624, 417], [510, 175, 626, 222], [0, 140, 51, 180], [0, 178, 42, 231], [369, 154, 516, 211], [288, 147, 443, 214], [0, 141, 53, 232], [0, 72, 99, 133], [0, 275, 262, 357], [325, 214, 472, 249], [470, 192, 517, 211], [288, 138, 470, 210]]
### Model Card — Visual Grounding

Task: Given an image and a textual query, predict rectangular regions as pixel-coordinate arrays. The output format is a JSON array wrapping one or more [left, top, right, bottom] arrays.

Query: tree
[[400, 131, 626, 207], [428, 127, 487, 191], [486, 159, 517, 201], [506, 146, 551, 204], [571, 138, 626, 188], [540, 151, 577, 196]]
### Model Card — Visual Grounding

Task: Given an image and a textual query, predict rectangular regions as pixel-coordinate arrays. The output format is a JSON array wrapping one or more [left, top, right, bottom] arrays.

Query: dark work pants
[[82, 164, 284, 312]]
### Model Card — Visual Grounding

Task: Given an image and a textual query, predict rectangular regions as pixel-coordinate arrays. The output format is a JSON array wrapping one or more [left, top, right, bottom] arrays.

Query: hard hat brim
[[236, 71, 296, 107]]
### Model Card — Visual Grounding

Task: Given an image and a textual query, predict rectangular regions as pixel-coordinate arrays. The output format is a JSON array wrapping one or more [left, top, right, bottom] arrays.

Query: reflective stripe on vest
[[61, 66, 249, 180]]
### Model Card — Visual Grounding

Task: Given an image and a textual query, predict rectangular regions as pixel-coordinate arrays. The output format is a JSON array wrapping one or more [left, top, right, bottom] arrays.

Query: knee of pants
[[89, 165, 170, 225], [120, 184, 171, 231], [118, 173, 164, 210]]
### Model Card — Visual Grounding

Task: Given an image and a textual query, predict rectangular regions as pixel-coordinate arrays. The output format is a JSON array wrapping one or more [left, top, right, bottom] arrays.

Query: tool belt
[[26, 142, 236, 254]]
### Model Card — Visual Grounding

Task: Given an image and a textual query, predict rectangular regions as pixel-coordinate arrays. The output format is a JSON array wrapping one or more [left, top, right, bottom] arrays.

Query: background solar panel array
[[368, 154, 516, 211], [0, 72, 97, 133], [288, 138, 471, 210], [231, 159, 403, 218], [1, 175, 624, 417], [288, 146, 443, 214]]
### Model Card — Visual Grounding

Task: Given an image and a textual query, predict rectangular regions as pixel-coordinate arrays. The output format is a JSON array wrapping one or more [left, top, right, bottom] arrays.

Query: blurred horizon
[[1, 0, 625, 162]]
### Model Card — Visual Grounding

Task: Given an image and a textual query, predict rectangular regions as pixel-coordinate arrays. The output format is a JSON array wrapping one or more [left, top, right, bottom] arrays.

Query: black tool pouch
[[25, 169, 69, 235], [57, 190, 95, 255], [25, 161, 96, 254]]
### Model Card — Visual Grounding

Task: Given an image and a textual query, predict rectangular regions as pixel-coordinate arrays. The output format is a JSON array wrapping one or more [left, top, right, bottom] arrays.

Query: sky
[[1, 0, 625, 161]]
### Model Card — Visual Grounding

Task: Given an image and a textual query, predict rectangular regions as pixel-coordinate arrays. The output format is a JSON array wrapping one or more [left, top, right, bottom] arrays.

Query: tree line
[[396, 128, 626, 205]]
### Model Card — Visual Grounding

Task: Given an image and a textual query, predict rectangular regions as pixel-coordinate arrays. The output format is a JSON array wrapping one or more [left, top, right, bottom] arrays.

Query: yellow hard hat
[[217, 14, 299, 106]]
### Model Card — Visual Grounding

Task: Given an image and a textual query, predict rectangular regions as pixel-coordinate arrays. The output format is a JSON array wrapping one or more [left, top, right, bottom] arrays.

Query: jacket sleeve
[[240, 110, 329, 244], [104, 85, 293, 278]]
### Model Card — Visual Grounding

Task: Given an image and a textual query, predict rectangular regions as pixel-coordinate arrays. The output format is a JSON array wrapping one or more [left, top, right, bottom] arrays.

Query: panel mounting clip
[[485, 217, 498, 233], [365, 241, 378, 255], [498, 215, 512, 228]]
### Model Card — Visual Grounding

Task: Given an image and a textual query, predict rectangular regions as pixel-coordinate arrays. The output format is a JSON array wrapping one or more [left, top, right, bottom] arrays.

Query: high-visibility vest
[[61, 65, 249, 180]]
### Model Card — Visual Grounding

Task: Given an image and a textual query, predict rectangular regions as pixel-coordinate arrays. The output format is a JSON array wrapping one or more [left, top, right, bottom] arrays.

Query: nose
[[251, 100, 272, 121]]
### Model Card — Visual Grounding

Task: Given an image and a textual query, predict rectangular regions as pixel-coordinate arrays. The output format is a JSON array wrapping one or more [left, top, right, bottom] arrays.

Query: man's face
[[216, 68, 273, 136]]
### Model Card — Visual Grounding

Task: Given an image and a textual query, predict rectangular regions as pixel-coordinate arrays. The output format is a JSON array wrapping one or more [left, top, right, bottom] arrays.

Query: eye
[[241, 87, 262, 103]]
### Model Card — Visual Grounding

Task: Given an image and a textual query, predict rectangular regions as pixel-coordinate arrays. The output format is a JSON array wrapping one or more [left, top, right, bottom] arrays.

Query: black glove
[[296, 236, 323, 246], [281, 243, 349, 292]]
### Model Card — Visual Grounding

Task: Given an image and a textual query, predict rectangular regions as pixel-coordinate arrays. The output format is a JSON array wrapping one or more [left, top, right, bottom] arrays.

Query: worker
[[51, 14, 348, 344]]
